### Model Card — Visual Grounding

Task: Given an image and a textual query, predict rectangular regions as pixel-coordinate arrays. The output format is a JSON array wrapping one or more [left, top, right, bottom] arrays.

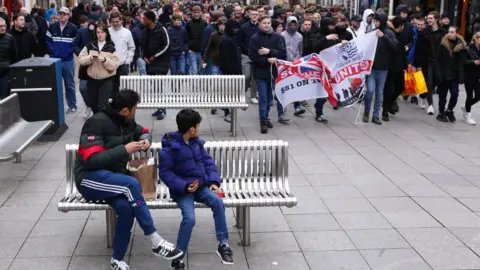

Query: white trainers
[[250, 97, 258, 104], [461, 106, 468, 120], [427, 105, 434, 115], [466, 113, 476, 125], [111, 258, 130, 270], [83, 107, 92, 120], [419, 98, 427, 109]]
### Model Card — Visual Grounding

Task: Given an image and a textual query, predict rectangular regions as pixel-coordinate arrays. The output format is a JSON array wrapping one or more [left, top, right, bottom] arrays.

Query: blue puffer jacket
[[46, 21, 78, 61], [158, 132, 220, 199]]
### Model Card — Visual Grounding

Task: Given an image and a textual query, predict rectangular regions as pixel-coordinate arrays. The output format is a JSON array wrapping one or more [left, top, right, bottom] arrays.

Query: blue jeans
[[0, 75, 9, 99], [212, 65, 221, 75], [256, 79, 284, 121], [364, 70, 388, 117], [188, 51, 202, 75], [136, 58, 147, 75], [79, 79, 88, 107], [175, 185, 228, 257], [204, 58, 213, 75], [62, 60, 76, 109], [170, 54, 186, 75], [79, 170, 157, 261], [314, 98, 326, 116]]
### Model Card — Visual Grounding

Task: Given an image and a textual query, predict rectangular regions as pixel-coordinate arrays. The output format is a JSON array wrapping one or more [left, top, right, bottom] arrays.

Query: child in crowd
[[158, 109, 234, 270]]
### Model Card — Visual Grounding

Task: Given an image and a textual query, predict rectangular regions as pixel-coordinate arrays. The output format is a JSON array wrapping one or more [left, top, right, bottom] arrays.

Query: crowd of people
[[0, 1, 479, 130]]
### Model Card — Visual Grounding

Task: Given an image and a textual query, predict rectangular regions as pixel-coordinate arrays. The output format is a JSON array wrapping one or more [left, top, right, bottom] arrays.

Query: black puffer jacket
[[369, 13, 398, 71], [436, 35, 467, 83], [186, 17, 207, 52], [427, 26, 447, 63], [413, 28, 430, 68], [219, 19, 242, 75], [10, 28, 37, 62], [300, 28, 318, 56], [141, 23, 171, 75], [0, 33, 18, 76], [316, 17, 337, 52]]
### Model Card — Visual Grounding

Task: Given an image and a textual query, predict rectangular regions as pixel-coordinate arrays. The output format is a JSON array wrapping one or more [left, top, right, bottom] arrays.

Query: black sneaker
[[151, 109, 162, 117], [260, 121, 269, 134], [294, 107, 306, 116], [315, 114, 328, 124], [436, 113, 448, 122], [445, 110, 456, 123], [372, 116, 382, 125], [152, 239, 183, 260], [410, 96, 418, 105], [211, 109, 218, 115], [155, 110, 166, 120], [170, 259, 185, 270], [382, 112, 389, 122], [362, 113, 369, 123], [264, 120, 273, 128], [217, 244, 234, 265], [301, 100, 309, 107]]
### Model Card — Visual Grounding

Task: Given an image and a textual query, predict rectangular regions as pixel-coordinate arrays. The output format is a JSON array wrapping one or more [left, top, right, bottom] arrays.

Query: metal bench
[[0, 93, 54, 162], [120, 75, 247, 137], [58, 140, 296, 247]]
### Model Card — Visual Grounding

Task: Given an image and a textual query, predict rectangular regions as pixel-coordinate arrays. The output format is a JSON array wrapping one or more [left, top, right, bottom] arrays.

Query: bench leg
[[15, 155, 21, 163], [235, 206, 244, 229], [241, 207, 250, 246], [230, 109, 237, 137], [106, 209, 116, 248]]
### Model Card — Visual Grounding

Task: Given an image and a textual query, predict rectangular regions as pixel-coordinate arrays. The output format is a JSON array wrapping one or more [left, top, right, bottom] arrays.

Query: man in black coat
[[186, 5, 207, 75], [141, 10, 170, 120], [10, 14, 37, 62], [0, 17, 18, 99]]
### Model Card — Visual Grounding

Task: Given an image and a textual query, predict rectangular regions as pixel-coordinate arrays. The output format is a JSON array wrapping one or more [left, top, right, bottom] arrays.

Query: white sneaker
[[250, 97, 258, 104], [111, 258, 130, 270], [466, 113, 476, 125], [419, 98, 427, 109], [83, 107, 92, 120], [427, 105, 434, 115], [461, 106, 468, 120]]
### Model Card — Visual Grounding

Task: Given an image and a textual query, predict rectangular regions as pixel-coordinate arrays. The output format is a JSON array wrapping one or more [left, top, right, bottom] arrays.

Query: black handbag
[[78, 65, 90, 80]]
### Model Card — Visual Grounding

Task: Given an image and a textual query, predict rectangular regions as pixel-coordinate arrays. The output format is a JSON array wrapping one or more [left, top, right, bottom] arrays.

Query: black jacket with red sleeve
[[74, 106, 152, 190]]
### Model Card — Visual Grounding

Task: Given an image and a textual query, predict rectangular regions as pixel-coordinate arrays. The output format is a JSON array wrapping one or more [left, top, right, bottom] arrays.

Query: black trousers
[[383, 70, 404, 113], [89, 77, 113, 114], [111, 64, 130, 98], [465, 79, 480, 113], [437, 79, 459, 114]]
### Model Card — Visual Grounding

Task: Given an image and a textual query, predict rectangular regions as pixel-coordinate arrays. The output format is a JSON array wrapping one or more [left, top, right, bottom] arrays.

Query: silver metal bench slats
[[120, 75, 247, 137], [58, 140, 296, 247], [0, 93, 54, 162]]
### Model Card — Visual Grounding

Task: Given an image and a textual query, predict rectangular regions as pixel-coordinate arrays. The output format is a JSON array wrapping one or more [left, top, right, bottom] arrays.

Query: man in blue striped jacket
[[46, 7, 78, 113]]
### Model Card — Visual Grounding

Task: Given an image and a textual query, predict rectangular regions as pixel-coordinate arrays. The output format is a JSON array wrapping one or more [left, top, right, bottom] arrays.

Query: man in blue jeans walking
[[159, 109, 234, 270], [46, 7, 78, 113], [75, 90, 183, 270]]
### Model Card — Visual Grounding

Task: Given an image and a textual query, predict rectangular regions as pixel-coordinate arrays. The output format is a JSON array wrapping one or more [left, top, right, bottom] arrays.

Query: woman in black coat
[[462, 31, 480, 125]]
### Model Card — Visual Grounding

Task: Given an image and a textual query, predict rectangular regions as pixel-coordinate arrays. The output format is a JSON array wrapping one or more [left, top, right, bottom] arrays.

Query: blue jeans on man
[[79, 170, 157, 261], [255, 79, 284, 121], [0, 75, 9, 100], [364, 70, 388, 117], [188, 51, 203, 75], [136, 58, 147, 75], [170, 55, 186, 75], [175, 185, 229, 257], [62, 60, 77, 110]]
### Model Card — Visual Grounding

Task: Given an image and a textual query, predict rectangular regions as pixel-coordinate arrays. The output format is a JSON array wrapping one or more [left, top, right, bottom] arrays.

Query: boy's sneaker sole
[[216, 250, 234, 265]]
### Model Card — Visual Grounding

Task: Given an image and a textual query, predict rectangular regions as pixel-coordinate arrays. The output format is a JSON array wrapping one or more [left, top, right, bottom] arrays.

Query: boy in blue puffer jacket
[[158, 109, 234, 270]]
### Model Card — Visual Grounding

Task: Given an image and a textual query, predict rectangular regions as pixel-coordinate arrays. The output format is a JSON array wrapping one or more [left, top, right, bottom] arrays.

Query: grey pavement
[[2, 90, 480, 270]]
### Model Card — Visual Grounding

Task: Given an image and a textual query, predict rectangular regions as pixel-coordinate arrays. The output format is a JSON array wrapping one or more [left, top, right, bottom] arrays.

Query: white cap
[[59, 7, 70, 14]]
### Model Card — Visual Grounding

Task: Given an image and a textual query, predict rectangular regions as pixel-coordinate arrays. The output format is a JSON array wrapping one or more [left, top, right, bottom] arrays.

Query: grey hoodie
[[281, 16, 303, 62]]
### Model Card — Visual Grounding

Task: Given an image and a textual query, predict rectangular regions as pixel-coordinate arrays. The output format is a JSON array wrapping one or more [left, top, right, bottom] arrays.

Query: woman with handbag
[[462, 31, 480, 125], [78, 23, 120, 114]]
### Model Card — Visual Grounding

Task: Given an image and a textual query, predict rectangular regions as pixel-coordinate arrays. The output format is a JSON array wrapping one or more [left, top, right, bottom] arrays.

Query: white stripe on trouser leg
[[81, 180, 134, 202], [82, 179, 134, 201], [81, 180, 133, 201], [81, 179, 135, 201]]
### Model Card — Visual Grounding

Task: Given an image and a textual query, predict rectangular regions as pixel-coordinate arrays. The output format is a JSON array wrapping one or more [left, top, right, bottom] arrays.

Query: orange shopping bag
[[413, 70, 427, 95], [402, 67, 416, 96]]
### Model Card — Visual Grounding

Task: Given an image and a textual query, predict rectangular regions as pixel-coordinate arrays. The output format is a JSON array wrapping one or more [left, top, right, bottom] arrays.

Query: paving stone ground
[[2, 90, 480, 270]]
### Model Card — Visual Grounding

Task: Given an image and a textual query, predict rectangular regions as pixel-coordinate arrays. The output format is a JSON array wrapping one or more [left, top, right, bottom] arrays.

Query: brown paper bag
[[127, 158, 157, 200]]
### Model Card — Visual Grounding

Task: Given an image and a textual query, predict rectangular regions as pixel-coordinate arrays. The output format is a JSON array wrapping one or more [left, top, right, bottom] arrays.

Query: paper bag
[[127, 158, 157, 200]]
